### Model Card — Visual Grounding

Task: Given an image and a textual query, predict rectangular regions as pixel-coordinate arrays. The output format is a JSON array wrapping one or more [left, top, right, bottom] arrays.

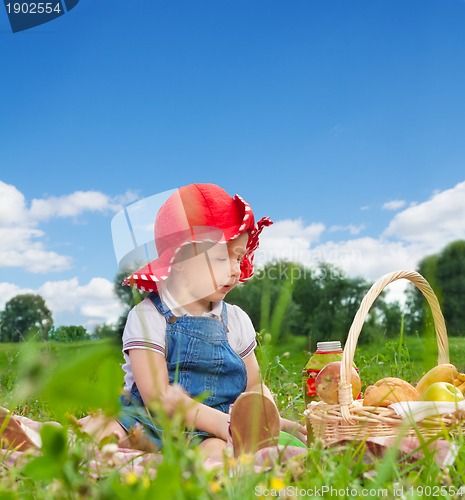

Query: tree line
[[1, 240, 464, 345]]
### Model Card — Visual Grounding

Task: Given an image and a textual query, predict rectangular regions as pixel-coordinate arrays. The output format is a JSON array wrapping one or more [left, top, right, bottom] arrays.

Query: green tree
[[0, 294, 53, 342], [93, 323, 120, 341], [404, 254, 440, 336], [113, 269, 147, 336], [436, 240, 465, 336], [50, 325, 90, 342], [406, 241, 465, 337], [374, 300, 404, 338], [227, 260, 390, 348], [227, 261, 303, 343], [293, 262, 375, 347]]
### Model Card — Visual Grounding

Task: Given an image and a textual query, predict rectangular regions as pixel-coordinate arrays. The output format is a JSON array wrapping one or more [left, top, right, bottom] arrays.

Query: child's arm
[[243, 351, 307, 442], [128, 349, 229, 440], [242, 351, 275, 399]]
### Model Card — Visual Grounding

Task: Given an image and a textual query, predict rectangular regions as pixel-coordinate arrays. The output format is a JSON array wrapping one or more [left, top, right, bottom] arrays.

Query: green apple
[[422, 382, 465, 402]]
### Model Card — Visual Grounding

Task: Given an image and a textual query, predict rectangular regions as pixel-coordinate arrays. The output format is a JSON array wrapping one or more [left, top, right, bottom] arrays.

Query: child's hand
[[280, 417, 307, 444], [162, 384, 189, 417]]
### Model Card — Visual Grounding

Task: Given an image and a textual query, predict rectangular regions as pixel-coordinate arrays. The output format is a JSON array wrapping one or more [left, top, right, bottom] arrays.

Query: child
[[2, 183, 306, 462], [96, 182, 306, 461]]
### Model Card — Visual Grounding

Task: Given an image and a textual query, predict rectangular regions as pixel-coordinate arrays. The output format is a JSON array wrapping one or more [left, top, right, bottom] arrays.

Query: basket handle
[[339, 270, 449, 422]]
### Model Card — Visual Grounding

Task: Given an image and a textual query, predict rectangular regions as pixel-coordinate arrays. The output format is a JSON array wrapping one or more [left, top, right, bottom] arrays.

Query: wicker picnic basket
[[305, 270, 465, 446]]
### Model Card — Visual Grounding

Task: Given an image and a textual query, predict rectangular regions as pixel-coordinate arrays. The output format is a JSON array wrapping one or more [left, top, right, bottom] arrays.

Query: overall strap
[[221, 301, 228, 331], [148, 291, 228, 328], [147, 292, 177, 324]]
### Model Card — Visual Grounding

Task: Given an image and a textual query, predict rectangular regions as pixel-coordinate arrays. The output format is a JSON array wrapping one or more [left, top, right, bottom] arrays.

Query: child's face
[[169, 232, 249, 306]]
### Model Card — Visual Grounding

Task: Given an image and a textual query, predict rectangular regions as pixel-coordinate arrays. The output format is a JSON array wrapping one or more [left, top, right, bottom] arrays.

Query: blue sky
[[1, 0, 465, 329]]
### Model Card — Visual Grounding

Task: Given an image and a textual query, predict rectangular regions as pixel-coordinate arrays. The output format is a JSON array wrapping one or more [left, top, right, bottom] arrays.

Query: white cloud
[[328, 224, 365, 235], [0, 180, 138, 274], [30, 190, 139, 221], [30, 191, 113, 220], [258, 233, 416, 283], [0, 277, 124, 330], [257, 220, 395, 277], [383, 199, 407, 211], [75, 277, 122, 322], [2, 180, 464, 325], [254, 181, 465, 304], [256, 219, 325, 264], [309, 238, 418, 281], [39, 277, 123, 327], [0, 227, 72, 273], [383, 181, 465, 249], [0, 182, 29, 226], [0, 282, 34, 305]]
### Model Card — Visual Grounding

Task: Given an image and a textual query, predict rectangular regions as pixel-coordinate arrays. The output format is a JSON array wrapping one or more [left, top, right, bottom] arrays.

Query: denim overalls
[[118, 292, 248, 449]]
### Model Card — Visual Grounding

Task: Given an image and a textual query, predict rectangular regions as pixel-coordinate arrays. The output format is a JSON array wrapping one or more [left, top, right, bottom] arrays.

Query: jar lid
[[316, 341, 342, 351]]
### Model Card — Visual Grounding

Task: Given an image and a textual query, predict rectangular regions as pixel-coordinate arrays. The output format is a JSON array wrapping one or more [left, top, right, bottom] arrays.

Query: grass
[[1, 334, 465, 499]]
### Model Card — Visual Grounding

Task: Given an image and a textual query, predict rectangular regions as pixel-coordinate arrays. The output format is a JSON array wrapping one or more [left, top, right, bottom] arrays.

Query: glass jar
[[302, 341, 344, 407]]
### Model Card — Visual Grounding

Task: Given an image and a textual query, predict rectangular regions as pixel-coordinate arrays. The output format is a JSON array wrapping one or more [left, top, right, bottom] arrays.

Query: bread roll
[[363, 377, 419, 407]]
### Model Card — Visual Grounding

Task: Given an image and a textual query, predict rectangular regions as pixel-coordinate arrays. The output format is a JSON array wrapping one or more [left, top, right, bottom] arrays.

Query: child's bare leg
[[78, 414, 159, 453], [230, 392, 280, 457], [78, 414, 128, 443], [0, 407, 42, 450], [244, 385, 307, 442], [198, 437, 227, 462], [247, 383, 275, 401]]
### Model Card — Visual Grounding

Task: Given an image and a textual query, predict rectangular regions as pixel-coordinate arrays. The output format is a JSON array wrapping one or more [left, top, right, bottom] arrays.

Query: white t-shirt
[[121, 290, 257, 392]]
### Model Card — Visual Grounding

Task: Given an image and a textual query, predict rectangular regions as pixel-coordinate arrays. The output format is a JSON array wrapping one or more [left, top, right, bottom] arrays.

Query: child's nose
[[230, 259, 240, 277]]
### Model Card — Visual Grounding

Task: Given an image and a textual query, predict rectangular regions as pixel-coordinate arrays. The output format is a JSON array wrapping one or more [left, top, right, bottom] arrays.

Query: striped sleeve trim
[[123, 340, 165, 355], [239, 339, 256, 358]]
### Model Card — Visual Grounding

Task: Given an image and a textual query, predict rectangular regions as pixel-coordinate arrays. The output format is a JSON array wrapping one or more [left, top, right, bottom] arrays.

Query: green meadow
[[1, 335, 465, 499]]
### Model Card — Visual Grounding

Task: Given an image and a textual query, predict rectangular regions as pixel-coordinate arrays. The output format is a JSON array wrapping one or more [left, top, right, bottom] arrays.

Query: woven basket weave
[[305, 270, 465, 445]]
